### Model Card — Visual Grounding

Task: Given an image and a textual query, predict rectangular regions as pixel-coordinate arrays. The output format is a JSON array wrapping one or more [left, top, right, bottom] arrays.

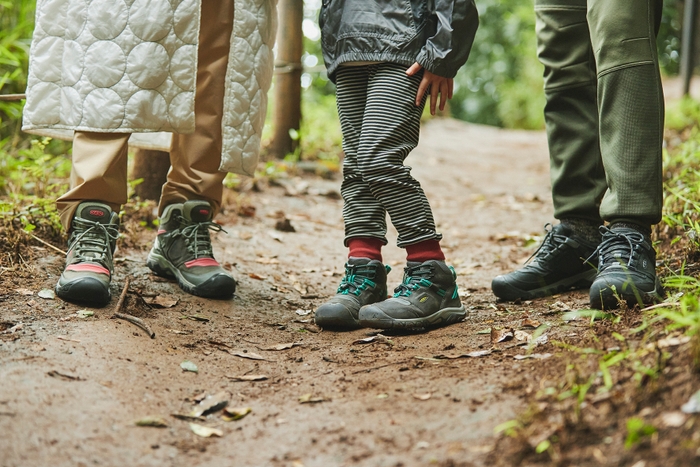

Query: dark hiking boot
[[56, 202, 119, 307], [589, 226, 664, 310], [358, 260, 465, 330], [146, 200, 236, 299], [314, 258, 390, 330], [491, 223, 599, 301]]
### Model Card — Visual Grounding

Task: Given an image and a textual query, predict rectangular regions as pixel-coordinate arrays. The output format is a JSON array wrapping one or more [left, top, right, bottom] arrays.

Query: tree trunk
[[130, 149, 170, 201], [270, 0, 303, 159]]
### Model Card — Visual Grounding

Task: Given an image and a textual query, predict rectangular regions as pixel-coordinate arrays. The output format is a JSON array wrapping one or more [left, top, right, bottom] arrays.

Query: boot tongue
[[78, 203, 112, 224], [182, 201, 213, 223]]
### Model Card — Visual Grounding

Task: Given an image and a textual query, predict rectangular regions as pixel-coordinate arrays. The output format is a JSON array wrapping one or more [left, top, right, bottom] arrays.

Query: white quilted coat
[[22, 0, 277, 176]]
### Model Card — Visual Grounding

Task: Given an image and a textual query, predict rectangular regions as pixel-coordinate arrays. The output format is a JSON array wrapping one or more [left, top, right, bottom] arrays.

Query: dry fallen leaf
[[434, 350, 493, 359], [248, 273, 267, 280], [227, 374, 268, 382], [180, 360, 198, 373], [352, 334, 393, 345], [15, 288, 33, 296], [514, 353, 552, 360], [38, 289, 55, 299], [521, 318, 541, 329], [299, 394, 325, 403], [263, 342, 303, 351], [228, 350, 266, 361], [413, 393, 432, 401], [491, 327, 514, 344], [657, 335, 691, 348], [255, 257, 280, 265], [222, 406, 252, 421], [191, 392, 229, 417], [659, 411, 687, 428], [514, 330, 531, 342], [135, 417, 168, 428], [189, 423, 223, 438]]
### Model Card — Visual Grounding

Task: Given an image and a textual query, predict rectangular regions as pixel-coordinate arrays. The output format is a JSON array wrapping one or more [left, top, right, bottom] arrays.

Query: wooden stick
[[29, 233, 67, 255], [0, 94, 25, 101], [111, 278, 156, 339]]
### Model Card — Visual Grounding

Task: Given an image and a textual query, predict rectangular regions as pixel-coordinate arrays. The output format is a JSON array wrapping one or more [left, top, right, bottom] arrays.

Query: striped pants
[[336, 63, 442, 249]]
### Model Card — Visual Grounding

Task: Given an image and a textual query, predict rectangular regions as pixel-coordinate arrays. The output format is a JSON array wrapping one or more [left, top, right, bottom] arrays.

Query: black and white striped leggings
[[336, 62, 442, 249]]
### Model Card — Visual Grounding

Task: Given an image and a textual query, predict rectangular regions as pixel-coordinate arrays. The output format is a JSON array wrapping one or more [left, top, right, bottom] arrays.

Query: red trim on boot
[[185, 258, 220, 268], [347, 237, 383, 262], [406, 240, 445, 262], [65, 263, 110, 276]]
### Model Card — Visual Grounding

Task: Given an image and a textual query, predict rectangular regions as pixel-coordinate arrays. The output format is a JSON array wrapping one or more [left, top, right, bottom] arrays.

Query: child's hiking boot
[[314, 258, 390, 330], [146, 200, 236, 299], [589, 225, 664, 310], [358, 260, 465, 330], [56, 201, 119, 307], [491, 223, 599, 301]]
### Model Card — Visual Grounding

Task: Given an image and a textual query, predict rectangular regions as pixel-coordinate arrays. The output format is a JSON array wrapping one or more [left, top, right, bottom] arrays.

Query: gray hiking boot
[[589, 225, 664, 310], [358, 260, 465, 330], [56, 201, 119, 307], [314, 258, 390, 330], [146, 200, 236, 299]]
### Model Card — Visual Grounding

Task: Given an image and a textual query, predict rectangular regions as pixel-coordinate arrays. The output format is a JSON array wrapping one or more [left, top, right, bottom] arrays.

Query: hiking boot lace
[[588, 226, 646, 269], [177, 215, 226, 259], [525, 223, 567, 264], [394, 263, 445, 298], [338, 264, 377, 296], [69, 217, 119, 264]]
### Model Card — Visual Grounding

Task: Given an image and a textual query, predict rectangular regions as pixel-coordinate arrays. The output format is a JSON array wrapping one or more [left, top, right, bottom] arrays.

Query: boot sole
[[147, 252, 236, 299], [492, 270, 596, 301], [56, 277, 111, 307], [358, 305, 466, 331]]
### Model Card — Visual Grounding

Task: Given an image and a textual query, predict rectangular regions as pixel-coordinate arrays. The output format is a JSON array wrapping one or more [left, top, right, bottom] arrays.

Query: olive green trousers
[[535, 0, 664, 227]]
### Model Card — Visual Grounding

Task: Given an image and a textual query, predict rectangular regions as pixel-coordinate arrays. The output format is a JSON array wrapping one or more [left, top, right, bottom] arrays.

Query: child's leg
[[355, 63, 464, 330], [336, 65, 387, 259], [314, 66, 389, 330], [356, 63, 442, 257]]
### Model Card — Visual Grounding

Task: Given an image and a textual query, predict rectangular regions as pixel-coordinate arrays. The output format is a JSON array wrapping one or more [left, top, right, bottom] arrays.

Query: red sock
[[406, 239, 445, 263], [347, 237, 383, 262]]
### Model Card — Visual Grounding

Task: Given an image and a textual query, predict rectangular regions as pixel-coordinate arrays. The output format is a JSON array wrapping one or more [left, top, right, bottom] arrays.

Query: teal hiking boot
[[56, 201, 119, 307], [359, 260, 465, 330], [491, 223, 599, 301], [314, 258, 390, 330], [146, 200, 236, 299], [589, 225, 664, 310]]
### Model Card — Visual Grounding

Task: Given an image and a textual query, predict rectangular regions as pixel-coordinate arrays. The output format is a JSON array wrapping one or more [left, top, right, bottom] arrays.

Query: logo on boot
[[89, 209, 105, 217]]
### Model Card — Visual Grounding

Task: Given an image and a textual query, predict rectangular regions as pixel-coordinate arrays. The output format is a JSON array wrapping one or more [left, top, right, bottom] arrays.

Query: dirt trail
[[0, 118, 562, 467]]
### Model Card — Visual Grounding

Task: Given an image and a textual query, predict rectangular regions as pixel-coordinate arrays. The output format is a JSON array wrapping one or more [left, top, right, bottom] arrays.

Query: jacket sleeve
[[415, 0, 479, 78]]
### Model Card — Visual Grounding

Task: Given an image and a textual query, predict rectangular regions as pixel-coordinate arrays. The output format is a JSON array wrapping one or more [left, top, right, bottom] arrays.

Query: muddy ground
[[1, 117, 699, 467]]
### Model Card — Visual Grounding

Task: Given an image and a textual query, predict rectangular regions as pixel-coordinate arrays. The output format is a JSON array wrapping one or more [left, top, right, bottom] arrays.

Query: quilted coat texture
[[22, 0, 277, 176]]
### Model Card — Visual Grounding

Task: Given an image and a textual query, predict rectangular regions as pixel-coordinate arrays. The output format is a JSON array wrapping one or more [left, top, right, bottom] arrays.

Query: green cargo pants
[[535, 0, 664, 227]]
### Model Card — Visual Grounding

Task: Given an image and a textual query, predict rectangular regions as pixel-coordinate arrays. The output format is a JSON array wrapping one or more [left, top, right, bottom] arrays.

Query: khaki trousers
[[57, 0, 234, 230]]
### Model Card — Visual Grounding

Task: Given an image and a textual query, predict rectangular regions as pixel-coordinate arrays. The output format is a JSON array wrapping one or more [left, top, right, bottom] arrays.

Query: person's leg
[[587, 0, 664, 309], [491, 0, 601, 302], [355, 63, 463, 331], [315, 65, 389, 330], [55, 131, 128, 306], [159, 0, 233, 215], [57, 131, 130, 230], [146, 0, 236, 299]]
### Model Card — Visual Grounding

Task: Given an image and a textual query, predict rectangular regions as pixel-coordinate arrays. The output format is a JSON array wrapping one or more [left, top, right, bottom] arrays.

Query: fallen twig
[[111, 278, 155, 339], [28, 234, 67, 255]]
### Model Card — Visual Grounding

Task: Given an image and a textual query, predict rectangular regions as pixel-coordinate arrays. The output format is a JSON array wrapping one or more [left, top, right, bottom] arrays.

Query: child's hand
[[406, 63, 453, 115]]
